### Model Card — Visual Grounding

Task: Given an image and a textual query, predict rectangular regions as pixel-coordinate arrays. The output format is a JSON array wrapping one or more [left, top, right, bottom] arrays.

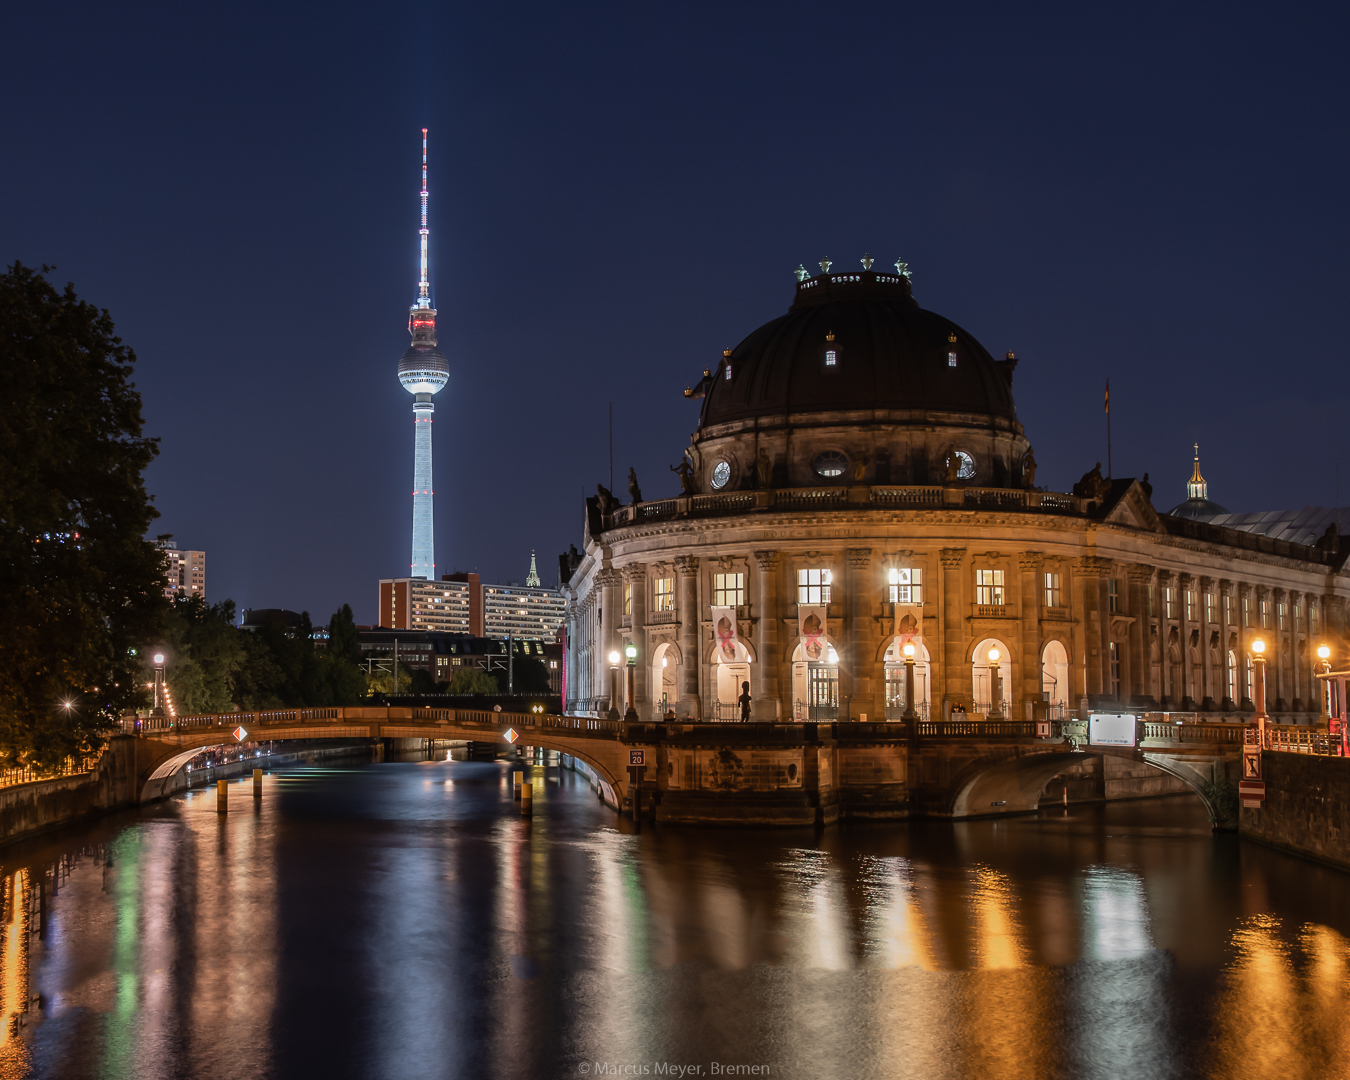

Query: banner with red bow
[[711, 606, 738, 662], [798, 605, 827, 662]]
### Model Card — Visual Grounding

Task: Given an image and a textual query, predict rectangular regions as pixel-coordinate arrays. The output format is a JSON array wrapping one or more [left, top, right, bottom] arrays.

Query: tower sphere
[[398, 341, 449, 395]]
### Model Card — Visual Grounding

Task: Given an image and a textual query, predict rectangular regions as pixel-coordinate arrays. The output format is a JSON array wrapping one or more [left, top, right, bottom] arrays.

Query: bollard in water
[[253, 768, 263, 799], [520, 779, 533, 816], [513, 771, 523, 799], [217, 778, 228, 814]]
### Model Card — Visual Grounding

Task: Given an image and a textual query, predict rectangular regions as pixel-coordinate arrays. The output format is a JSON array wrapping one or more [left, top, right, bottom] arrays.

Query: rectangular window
[[1185, 590, 1195, 623], [824, 349, 837, 367], [1224, 594, 1234, 624], [1242, 597, 1251, 627], [947, 351, 957, 367], [724, 364, 732, 380], [623, 583, 632, 616], [1044, 572, 1062, 608], [713, 572, 745, 607], [1165, 587, 1176, 619], [887, 567, 923, 604], [1312, 604, 1321, 636], [1260, 599, 1270, 629], [797, 568, 831, 605], [1277, 602, 1287, 630], [1295, 600, 1304, 623], [1109, 579, 1120, 614], [653, 576, 674, 612], [976, 568, 1005, 606], [1205, 592, 1215, 625], [1109, 642, 1121, 698], [1148, 584, 1155, 617]]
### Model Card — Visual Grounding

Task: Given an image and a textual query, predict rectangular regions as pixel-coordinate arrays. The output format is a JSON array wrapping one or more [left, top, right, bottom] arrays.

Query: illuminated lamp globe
[[1251, 639, 1265, 655], [608, 650, 621, 666], [625, 644, 638, 661], [988, 647, 1000, 663], [827, 647, 839, 664], [153, 653, 165, 665], [1318, 645, 1331, 661], [902, 642, 915, 659]]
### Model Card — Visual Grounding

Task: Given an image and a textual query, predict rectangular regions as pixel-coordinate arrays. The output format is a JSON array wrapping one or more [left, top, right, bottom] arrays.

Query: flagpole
[[1105, 379, 1112, 478]]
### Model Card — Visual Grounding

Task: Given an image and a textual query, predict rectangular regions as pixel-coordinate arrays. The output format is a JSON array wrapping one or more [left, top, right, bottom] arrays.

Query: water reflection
[[1, 759, 1350, 1078]]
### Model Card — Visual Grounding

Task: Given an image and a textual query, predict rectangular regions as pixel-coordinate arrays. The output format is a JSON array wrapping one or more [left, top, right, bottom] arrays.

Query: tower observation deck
[[398, 128, 449, 579]]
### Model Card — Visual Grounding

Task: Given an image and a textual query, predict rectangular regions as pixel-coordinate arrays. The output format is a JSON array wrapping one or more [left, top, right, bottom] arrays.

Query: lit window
[[1260, 599, 1270, 628], [1109, 579, 1120, 613], [713, 573, 745, 606], [711, 461, 731, 489], [976, 569, 1005, 606], [797, 568, 832, 605], [1165, 588, 1176, 619], [1206, 593, 1216, 624], [724, 364, 732, 380], [623, 583, 632, 616], [1242, 596, 1251, 627], [1185, 590, 1195, 622], [824, 349, 837, 367], [948, 352, 957, 367], [887, 567, 923, 604], [1044, 572, 1062, 608], [653, 577, 674, 611]]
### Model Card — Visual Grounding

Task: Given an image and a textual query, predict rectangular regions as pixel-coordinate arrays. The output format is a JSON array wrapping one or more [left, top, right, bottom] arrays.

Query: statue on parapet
[[628, 467, 643, 505], [596, 483, 617, 516], [1073, 462, 1110, 500], [1021, 448, 1038, 489], [670, 459, 695, 495]]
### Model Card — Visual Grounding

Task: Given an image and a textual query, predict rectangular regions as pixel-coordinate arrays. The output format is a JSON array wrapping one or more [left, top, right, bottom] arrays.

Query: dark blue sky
[[4, 2, 1348, 625]]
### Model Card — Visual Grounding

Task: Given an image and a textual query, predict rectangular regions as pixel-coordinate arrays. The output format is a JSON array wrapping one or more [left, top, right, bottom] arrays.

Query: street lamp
[[607, 650, 621, 721], [987, 646, 1002, 720], [1251, 638, 1268, 744], [624, 643, 638, 722], [152, 652, 166, 716], [901, 641, 918, 722]]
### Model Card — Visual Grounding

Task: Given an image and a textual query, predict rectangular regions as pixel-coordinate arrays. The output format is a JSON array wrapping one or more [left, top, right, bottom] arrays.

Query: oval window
[[710, 461, 731, 489], [812, 451, 849, 479], [955, 451, 976, 480]]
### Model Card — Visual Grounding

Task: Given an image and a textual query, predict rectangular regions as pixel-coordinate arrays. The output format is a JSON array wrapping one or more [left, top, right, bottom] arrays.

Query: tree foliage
[[0, 263, 165, 765], [446, 667, 499, 695]]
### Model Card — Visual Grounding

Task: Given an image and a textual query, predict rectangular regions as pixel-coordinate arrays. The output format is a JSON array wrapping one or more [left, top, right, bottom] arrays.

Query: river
[[1, 751, 1349, 1080]]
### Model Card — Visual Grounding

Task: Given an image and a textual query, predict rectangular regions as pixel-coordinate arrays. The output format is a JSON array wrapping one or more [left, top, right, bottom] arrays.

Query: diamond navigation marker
[[233, 726, 248, 741], [503, 728, 519, 744]]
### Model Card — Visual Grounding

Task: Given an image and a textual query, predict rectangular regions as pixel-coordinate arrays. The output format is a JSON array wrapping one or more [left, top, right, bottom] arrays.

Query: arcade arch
[[791, 637, 839, 721], [710, 639, 753, 720], [883, 637, 932, 719], [1041, 640, 1069, 710], [971, 637, 1012, 716], [652, 641, 680, 717]]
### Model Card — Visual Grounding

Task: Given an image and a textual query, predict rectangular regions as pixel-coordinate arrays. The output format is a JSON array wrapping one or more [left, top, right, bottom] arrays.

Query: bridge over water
[[128, 707, 1260, 827]]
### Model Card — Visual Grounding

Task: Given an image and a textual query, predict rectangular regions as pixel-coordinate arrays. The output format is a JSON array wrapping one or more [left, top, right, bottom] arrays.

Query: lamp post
[[901, 642, 918, 722], [1251, 638, 1268, 746], [624, 643, 638, 722], [152, 652, 166, 716], [1317, 644, 1333, 723], [987, 647, 1002, 720], [607, 650, 621, 721]]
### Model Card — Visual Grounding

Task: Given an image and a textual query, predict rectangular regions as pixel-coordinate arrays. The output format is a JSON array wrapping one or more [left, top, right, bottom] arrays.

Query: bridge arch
[[945, 746, 1232, 823]]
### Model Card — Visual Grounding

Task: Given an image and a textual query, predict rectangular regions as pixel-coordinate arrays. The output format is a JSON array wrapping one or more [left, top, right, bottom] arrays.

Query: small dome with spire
[[1166, 443, 1230, 519]]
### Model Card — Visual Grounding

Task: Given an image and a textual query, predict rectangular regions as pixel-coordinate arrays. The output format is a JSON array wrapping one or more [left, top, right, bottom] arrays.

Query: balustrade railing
[[0, 756, 91, 791]]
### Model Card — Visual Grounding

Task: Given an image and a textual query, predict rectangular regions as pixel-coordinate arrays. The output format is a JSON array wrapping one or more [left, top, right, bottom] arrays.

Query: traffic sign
[[503, 728, 519, 744], [629, 749, 646, 767], [233, 726, 248, 741], [1239, 779, 1266, 808]]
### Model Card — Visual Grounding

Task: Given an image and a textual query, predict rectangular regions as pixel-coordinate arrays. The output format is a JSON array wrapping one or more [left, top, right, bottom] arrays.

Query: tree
[[446, 667, 498, 695], [0, 264, 165, 766], [318, 604, 366, 704], [163, 595, 247, 715], [499, 653, 551, 695]]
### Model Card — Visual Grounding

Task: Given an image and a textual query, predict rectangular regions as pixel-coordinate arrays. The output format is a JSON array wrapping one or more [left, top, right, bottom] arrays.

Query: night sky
[[4, 2, 1348, 626]]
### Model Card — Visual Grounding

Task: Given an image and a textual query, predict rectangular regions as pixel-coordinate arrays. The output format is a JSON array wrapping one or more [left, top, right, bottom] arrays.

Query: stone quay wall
[[1241, 752, 1350, 872]]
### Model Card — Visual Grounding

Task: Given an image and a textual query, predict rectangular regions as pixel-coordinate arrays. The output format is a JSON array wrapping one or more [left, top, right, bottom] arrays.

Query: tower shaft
[[411, 397, 435, 579]]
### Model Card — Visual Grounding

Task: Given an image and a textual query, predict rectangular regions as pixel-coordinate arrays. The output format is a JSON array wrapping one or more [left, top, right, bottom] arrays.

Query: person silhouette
[[738, 681, 752, 722]]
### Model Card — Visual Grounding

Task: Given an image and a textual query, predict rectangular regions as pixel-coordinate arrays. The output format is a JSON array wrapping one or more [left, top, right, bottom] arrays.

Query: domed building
[[561, 260, 1348, 733]]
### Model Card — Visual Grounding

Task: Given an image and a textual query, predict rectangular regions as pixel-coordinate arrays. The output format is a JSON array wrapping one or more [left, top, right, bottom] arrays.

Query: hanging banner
[[894, 604, 922, 647], [711, 606, 739, 661], [799, 605, 827, 662]]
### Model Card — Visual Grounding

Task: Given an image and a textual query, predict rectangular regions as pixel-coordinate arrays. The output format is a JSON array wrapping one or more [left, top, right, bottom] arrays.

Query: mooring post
[[253, 769, 263, 799], [520, 777, 533, 816], [513, 771, 523, 799], [217, 779, 228, 814]]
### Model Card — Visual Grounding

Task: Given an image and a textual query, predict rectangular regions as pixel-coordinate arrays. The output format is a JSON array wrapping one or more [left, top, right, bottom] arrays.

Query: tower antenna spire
[[417, 127, 430, 306]]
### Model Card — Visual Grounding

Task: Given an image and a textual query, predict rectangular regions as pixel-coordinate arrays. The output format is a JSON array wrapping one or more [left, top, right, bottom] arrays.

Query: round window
[[710, 461, 731, 489], [955, 451, 976, 480], [812, 451, 849, 479]]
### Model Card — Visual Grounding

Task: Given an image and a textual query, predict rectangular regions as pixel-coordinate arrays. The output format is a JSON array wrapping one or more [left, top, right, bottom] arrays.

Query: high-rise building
[[397, 128, 449, 579], [377, 559, 564, 641], [158, 540, 205, 600], [483, 584, 567, 641]]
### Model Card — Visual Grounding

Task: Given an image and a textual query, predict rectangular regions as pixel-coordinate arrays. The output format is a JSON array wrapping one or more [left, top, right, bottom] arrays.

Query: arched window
[[1227, 650, 1237, 703], [884, 639, 932, 720], [1042, 640, 1069, 709], [971, 638, 1011, 715]]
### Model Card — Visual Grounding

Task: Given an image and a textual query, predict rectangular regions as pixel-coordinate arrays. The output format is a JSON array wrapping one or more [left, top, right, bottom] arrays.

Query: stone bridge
[[130, 708, 1250, 827]]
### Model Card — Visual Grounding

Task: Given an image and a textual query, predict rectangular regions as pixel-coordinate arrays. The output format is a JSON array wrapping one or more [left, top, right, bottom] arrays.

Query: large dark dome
[[698, 269, 1018, 430]]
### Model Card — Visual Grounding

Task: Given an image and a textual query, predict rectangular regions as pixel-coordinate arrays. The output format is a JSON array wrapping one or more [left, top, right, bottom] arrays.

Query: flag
[[1104, 379, 1110, 414]]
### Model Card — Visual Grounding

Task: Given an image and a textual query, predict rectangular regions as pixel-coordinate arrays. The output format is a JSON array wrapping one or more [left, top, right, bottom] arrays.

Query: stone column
[[1198, 576, 1214, 710], [939, 548, 966, 714], [1178, 573, 1195, 709], [1289, 590, 1304, 711], [1127, 564, 1154, 705], [597, 569, 621, 714], [1018, 552, 1043, 715], [1219, 579, 1235, 711], [1271, 587, 1287, 711], [1074, 557, 1108, 700], [1156, 571, 1174, 706], [845, 548, 877, 722], [1237, 583, 1253, 708], [623, 564, 648, 718], [753, 551, 783, 720], [675, 555, 701, 719]]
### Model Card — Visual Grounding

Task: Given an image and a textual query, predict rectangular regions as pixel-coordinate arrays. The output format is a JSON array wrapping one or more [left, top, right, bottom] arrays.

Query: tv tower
[[397, 128, 449, 579]]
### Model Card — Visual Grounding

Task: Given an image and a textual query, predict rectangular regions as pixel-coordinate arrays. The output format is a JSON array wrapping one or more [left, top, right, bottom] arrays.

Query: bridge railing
[[1245, 724, 1339, 755], [1140, 721, 1245, 746]]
